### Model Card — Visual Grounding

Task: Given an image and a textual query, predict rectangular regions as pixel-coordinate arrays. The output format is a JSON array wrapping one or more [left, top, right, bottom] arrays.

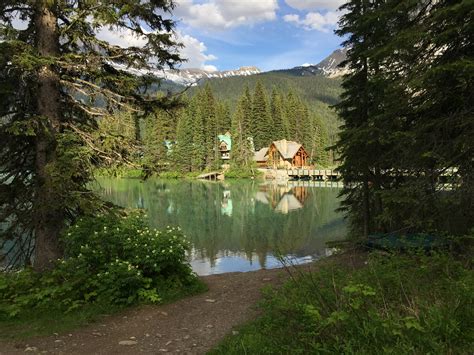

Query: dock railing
[[286, 168, 341, 181]]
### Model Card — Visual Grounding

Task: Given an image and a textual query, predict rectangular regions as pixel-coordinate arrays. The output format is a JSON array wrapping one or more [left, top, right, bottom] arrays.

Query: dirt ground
[[0, 252, 363, 355]]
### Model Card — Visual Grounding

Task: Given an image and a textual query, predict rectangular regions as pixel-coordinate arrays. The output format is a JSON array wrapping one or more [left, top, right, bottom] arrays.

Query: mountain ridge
[[270, 48, 348, 78], [118, 48, 347, 86]]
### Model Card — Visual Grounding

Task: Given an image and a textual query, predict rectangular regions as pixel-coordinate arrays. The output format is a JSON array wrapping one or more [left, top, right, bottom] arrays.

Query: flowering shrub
[[0, 211, 201, 319]]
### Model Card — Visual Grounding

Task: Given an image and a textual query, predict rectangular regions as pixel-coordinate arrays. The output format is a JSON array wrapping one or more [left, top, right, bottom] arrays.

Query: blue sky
[[8, 0, 345, 72], [172, 0, 345, 72]]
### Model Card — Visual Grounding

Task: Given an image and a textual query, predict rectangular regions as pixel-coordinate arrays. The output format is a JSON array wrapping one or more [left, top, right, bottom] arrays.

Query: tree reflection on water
[[95, 178, 346, 275]]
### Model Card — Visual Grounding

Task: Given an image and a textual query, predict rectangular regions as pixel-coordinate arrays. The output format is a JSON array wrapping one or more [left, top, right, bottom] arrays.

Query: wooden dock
[[287, 169, 341, 181], [197, 171, 224, 181]]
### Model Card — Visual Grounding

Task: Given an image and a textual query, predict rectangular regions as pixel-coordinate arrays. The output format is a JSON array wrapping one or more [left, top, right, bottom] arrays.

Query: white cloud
[[96, 27, 148, 48], [174, 0, 278, 31], [96, 27, 217, 70], [202, 64, 218, 72], [285, 0, 346, 11], [178, 32, 218, 69], [283, 11, 339, 32]]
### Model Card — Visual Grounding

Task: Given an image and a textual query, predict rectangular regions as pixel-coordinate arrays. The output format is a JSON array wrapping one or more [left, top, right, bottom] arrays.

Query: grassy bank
[[211, 248, 473, 354], [93, 166, 263, 180]]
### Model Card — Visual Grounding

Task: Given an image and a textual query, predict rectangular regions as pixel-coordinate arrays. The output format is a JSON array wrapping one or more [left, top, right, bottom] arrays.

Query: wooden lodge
[[255, 139, 310, 169]]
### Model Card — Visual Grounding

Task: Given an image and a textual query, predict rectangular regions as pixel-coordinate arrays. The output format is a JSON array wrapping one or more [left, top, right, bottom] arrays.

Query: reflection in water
[[94, 178, 347, 275], [221, 190, 232, 217], [257, 183, 309, 214]]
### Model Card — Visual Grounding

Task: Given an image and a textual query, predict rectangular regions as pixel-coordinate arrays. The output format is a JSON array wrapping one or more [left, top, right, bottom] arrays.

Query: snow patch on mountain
[[113, 64, 261, 86], [315, 48, 348, 77], [269, 48, 348, 78]]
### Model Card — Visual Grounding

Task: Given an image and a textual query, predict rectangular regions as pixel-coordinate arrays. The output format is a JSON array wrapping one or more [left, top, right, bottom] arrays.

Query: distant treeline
[[97, 81, 335, 175]]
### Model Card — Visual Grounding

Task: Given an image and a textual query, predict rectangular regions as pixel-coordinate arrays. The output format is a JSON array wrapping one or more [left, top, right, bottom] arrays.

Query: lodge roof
[[218, 133, 232, 150], [255, 147, 269, 162], [272, 139, 303, 159]]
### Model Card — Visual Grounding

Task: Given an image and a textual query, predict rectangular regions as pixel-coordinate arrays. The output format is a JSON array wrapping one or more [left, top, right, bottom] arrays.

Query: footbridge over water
[[287, 169, 341, 181], [197, 171, 225, 181]]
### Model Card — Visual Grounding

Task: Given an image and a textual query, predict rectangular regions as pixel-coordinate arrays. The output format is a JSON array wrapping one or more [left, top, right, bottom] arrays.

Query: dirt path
[[0, 267, 290, 355], [0, 252, 363, 354]]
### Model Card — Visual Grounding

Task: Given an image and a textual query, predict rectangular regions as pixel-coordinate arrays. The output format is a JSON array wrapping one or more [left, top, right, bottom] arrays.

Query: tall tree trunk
[[363, 176, 371, 238], [33, 2, 64, 271]]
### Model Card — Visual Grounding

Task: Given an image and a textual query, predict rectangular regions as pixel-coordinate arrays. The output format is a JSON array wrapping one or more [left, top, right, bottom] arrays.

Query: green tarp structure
[[365, 233, 450, 251]]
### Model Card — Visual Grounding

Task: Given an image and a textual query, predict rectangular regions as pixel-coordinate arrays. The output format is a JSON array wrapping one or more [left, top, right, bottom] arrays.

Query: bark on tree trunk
[[33, 2, 64, 271], [363, 176, 371, 238]]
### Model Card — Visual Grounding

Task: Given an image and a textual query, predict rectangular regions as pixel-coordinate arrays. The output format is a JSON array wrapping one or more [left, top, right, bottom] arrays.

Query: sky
[[8, 0, 346, 73], [172, 0, 346, 72]]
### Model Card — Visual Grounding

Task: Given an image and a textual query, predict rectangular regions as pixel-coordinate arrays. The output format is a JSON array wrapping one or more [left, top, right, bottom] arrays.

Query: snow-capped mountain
[[114, 63, 261, 86], [113, 48, 346, 86], [163, 66, 261, 85], [273, 48, 348, 78], [313, 48, 348, 77]]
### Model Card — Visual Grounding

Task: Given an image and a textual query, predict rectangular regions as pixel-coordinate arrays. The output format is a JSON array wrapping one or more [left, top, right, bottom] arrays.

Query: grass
[[0, 304, 122, 339], [210, 248, 473, 354], [0, 280, 206, 341]]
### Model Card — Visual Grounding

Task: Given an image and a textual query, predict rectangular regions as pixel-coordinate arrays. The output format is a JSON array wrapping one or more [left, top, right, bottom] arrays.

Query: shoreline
[[0, 251, 363, 354]]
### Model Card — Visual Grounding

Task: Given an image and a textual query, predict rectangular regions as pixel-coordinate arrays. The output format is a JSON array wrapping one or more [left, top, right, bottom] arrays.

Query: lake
[[95, 178, 347, 275]]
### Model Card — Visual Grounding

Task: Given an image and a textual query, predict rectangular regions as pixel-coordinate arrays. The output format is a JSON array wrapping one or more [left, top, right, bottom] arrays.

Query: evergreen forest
[[0, 0, 472, 352], [138, 81, 334, 175]]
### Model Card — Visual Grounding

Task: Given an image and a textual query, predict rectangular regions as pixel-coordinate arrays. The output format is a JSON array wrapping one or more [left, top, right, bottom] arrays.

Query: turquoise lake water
[[95, 178, 347, 275]]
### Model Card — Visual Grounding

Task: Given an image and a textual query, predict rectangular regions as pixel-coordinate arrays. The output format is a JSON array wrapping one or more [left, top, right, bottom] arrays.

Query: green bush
[[94, 167, 143, 178], [0, 211, 202, 319], [212, 251, 474, 354], [158, 171, 202, 179], [225, 167, 262, 179]]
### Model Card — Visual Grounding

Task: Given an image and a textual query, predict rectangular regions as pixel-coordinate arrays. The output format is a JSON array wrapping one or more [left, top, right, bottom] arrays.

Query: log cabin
[[265, 139, 310, 169]]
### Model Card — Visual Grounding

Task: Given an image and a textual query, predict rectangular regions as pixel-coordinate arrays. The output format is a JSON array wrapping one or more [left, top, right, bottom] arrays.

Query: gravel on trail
[[0, 252, 363, 355], [1, 268, 287, 355]]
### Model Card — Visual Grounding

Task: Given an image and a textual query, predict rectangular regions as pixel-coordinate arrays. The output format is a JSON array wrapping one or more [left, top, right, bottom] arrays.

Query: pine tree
[[231, 91, 254, 168], [241, 86, 254, 138], [405, 0, 474, 229], [252, 81, 272, 150], [217, 101, 232, 134], [334, 0, 390, 237], [173, 102, 194, 173], [335, 0, 473, 236], [199, 84, 219, 169], [0, 1, 182, 269], [298, 101, 312, 147], [307, 114, 329, 167], [270, 87, 286, 140], [95, 111, 139, 171], [285, 90, 300, 141], [191, 96, 207, 172], [142, 109, 176, 174]]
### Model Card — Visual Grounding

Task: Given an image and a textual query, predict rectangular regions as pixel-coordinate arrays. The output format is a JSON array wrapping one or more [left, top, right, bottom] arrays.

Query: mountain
[[113, 63, 261, 86], [116, 48, 346, 87], [271, 48, 348, 78], [164, 66, 261, 86], [137, 49, 346, 141]]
